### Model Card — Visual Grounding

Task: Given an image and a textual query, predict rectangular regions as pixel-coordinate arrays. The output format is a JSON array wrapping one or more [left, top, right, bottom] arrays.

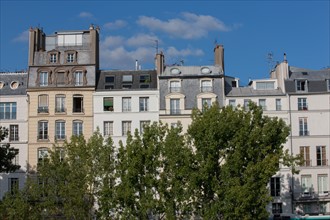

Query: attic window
[[122, 75, 133, 82], [201, 67, 211, 74], [256, 82, 274, 90], [170, 68, 181, 75], [296, 80, 308, 92], [10, 81, 19, 90]]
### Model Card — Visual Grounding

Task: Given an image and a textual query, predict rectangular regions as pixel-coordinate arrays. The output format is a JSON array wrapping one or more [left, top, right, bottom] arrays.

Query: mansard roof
[[0, 72, 28, 96]]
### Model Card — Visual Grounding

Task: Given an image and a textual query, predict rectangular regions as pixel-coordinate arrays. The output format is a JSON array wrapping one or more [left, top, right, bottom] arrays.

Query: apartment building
[[26, 26, 99, 169], [225, 57, 330, 216], [94, 69, 159, 146], [157, 45, 226, 131], [0, 72, 28, 199]]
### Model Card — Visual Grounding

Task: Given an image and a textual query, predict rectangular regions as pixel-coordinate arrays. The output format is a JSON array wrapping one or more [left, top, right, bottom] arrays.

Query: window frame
[[169, 80, 181, 93], [276, 99, 281, 111], [258, 99, 267, 111], [74, 71, 83, 86], [38, 95, 49, 113], [72, 95, 84, 113], [122, 121, 132, 136], [8, 178, 19, 195], [298, 98, 308, 110], [139, 97, 149, 112], [55, 120, 66, 140], [9, 124, 19, 141], [316, 146, 327, 166], [299, 117, 309, 136], [103, 97, 114, 112], [300, 146, 311, 166], [104, 121, 114, 136], [318, 174, 328, 195], [73, 120, 83, 136], [200, 79, 213, 93], [202, 98, 212, 111], [270, 177, 281, 197], [296, 79, 308, 92], [38, 121, 48, 140], [122, 97, 131, 112], [39, 71, 48, 86], [140, 120, 150, 134], [55, 95, 66, 113], [0, 102, 17, 120], [170, 98, 180, 115]]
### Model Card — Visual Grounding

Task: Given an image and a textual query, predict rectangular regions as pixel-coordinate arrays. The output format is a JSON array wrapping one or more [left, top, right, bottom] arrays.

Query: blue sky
[[1, 1, 329, 85]]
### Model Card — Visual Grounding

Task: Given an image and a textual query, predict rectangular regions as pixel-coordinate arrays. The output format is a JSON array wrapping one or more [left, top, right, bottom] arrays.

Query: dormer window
[[201, 67, 211, 74], [327, 79, 330, 91], [169, 80, 181, 93], [256, 81, 274, 90], [65, 50, 77, 64], [48, 51, 59, 64], [105, 76, 115, 89], [296, 80, 308, 92], [201, 80, 212, 92], [170, 68, 181, 75]]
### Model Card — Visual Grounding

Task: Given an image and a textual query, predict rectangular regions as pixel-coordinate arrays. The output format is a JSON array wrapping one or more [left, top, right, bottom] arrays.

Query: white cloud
[[100, 36, 125, 48], [103, 20, 127, 30], [13, 30, 29, 42], [126, 34, 160, 47], [137, 12, 233, 39], [166, 46, 204, 57], [78, 11, 93, 18]]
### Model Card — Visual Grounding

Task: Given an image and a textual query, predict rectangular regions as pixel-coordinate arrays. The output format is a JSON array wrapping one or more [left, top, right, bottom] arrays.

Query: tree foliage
[[0, 103, 299, 219], [0, 126, 20, 172]]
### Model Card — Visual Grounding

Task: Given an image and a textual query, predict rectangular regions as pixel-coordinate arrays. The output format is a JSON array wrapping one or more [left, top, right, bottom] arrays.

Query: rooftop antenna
[[267, 51, 275, 72], [150, 39, 159, 54]]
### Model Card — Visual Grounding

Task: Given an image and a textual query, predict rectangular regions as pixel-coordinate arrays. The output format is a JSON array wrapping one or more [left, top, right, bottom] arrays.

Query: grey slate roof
[[96, 69, 158, 91], [226, 87, 284, 97], [0, 72, 28, 96], [161, 65, 223, 77], [285, 68, 330, 93]]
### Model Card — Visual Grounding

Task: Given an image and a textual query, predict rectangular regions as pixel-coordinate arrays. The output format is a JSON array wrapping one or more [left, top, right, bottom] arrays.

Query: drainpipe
[[288, 93, 294, 214]]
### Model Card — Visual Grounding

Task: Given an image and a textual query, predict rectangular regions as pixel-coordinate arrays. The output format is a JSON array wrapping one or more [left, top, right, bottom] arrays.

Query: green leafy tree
[[0, 126, 20, 172], [187, 102, 291, 219]]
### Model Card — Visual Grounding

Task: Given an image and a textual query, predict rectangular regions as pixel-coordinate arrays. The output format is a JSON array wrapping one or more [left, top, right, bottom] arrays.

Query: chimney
[[28, 27, 45, 66], [135, 60, 138, 70], [214, 44, 225, 73], [155, 51, 165, 75]]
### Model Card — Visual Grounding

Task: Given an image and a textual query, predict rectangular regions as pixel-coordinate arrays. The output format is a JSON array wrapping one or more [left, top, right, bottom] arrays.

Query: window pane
[[104, 97, 114, 111], [104, 121, 113, 136]]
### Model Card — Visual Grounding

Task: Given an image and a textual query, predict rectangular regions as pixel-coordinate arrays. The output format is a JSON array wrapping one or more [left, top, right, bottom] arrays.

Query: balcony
[[294, 190, 330, 202], [72, 108, 84, 113], [301, 159, 312, 167], [38, 107, 49, 113]]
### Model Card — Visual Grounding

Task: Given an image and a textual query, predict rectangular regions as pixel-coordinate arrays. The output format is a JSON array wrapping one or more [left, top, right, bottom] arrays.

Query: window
[[327, 79, 330, 91], [140, 121, 150, 134], [256, 82, 274, 90], [73, 121, 83, 136], [316, 146, 327, 166], [170, 81, 181, 93], [301, 175, 312, 196], [104, 121, 113, 136], [270, 177, 280, 197], [55, 95, 66, 113], [202, 98, 212, 111], [272, 203, 282, 214], [38, 95, 49, 113], [296, 80, 307, 92], [55, 121, 65, 140], [259, 99, 266, 111], [67, 53, 74, 63], [170, 99, 180, 114], [140, 84, 150, 89], [105, 76, 115, 89], [50, 54, 57, 63], [298, 98, 308, 110], [56, 72, 65, 85], [229, 99, 236, 108], [56, 148, 65, 162], [244, 99, 250, 111], [201, 80, 212, 92], [318, 175, 328, 195], [9, 125, 19, 141], [73, 95, 83, 113], [57, 34, 82, 46], [122, 97, 131, 112], [39, 72, 48, 86], [105, 76, 115, 83], [75, 71, 83, 86], [38, 121, 48, 140], [8, 178, 19, 195], [38, 148, 49, 163], [103, 97, 114, 111], [299, 117, 308, 136], [276, 99, 281, 111], [122, 84, 132, 89], [122, 75, 133, 82], [0, 102, 17, 120], [122, 121, 131, 136], [139, 97, 149, 112], [12, 150, 19, 166], [300, 146, 311, 166], [140, 75, 150, 83]]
